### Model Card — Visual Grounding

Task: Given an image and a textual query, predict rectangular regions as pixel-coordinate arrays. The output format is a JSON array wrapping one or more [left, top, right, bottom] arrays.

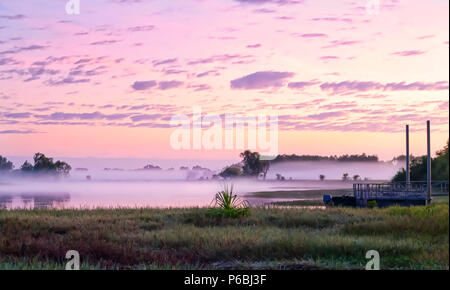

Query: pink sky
[[0, 0, 448, 162]]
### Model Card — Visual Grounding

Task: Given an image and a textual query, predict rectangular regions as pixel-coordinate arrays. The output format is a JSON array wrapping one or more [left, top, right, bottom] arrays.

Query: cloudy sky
[[0, 0, 448, 162]]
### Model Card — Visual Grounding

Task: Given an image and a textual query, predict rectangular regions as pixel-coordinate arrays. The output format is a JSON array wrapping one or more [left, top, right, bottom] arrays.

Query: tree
[[434, 139, 449, 180], [240, 150, 263, 177], [0, 156, 14, 171], [342, 173, 349, 181], [319, 174, 325, 181], [271, 153, 379, 163], [392, 139, 449, 182], [276, 173, 285, 181], [33, 153, 55, 172], [353, 175, 360, 181], [20, 161, 33, 172], [219, 166, 243, 178], [261, 161, 270, 180], [142, 164, 162, 170], [54, 161, 72, 176], [19, 153, 72, 176]]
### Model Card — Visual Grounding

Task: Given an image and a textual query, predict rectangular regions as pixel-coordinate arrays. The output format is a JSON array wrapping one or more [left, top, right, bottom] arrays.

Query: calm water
[[0, 179, 352, 209], [0, 159, 400, 209]]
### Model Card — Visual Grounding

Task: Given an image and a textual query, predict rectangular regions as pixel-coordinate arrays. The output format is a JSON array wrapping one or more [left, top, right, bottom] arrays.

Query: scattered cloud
[[311, 17, 352, 23], [187, 54, 252, 65], [130, 114, 163, 122], [417, 35, 434, 40], [253, 8, 276, 13], [131, 80, 157, 90], [295, 33, 328, 38], [235, 0, 303, 5], [0, 129, 36, 134], [46, 77, 90, 86], [0, 57, 22, 66], [152, 58, 177, 66], [158, 80, 183, 90], [246, 44, 261, 48], [90, 40, 121, 46], [196, 70, 219, 78], [3, 112, 32, 119], [288, 81, 318, 89], [188, 83, 212, 91], [0, 14, 26, 20], [231, 71, 294, 89], [34, 112, 130, 121], [322, 40, 360, 49], [319, 56, 339, 61], [306, 111, 346, 120], [391, 50, 425, 56], [320, 81, 449, 94], [127, 25, 154, 32], [0, 45, 48, 55]]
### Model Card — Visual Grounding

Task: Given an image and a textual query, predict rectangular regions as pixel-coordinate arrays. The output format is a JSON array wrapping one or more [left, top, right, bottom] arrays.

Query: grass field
[[0, 201, 448, 270]]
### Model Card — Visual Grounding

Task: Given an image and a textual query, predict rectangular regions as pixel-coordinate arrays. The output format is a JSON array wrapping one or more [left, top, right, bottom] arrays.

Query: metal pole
[[406, 125, 410, 188], [426, 120, 432, 203]]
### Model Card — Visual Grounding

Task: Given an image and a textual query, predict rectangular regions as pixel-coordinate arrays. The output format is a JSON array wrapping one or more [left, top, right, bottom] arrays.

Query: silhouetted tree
[[54, 160, 72, 176], [392, 140, 449, 182], [20, 153, 71, 176], [33, 153, 55, 172], [141, 164, 162, 170], [276, 173, 285, 181], [353, 175, 360, 181], [20, 161, 33, 172], [240, 150, 263, 177], [0, 156, 14, 171], [342, 173, 349, 181], [219, 166, 243, 178], [319, 174, 325, 181], [271, 153, 379, 163], [261, 161, 270, 180]]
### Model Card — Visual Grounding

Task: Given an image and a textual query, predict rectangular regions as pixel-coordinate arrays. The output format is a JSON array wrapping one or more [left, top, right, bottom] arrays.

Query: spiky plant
[[208, 184, 250, 218]]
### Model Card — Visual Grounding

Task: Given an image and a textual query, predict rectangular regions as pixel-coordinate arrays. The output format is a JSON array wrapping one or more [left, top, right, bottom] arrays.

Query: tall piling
[[426, 120, 432, 203], [406, 125, 410, 188]]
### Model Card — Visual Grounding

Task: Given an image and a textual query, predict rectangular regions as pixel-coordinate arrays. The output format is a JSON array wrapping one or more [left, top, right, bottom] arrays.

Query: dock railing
[[353, 181, 449, 207]]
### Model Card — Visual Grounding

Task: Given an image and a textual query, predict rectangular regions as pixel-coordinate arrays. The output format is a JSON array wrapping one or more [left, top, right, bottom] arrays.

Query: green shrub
[[207, 185, 251, 218], [206, 207, 250, 218], [367, 200, 378, 209]]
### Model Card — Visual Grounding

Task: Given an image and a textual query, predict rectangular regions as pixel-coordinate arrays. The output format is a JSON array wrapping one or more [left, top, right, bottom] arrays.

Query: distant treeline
[[0, 153, 71, 176], [271, 153, 379, 163]]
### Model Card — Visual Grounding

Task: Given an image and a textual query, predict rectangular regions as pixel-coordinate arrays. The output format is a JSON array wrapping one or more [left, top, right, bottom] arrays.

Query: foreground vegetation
[[393, 139, 449, 182], [0, 202, 448, 270]]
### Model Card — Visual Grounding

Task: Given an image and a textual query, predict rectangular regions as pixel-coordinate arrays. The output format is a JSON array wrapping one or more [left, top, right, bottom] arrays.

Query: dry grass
[[0, 203, 448, 270]]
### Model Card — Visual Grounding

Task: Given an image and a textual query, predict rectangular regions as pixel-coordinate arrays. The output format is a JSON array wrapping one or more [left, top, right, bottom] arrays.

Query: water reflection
[[0, 193, 71, 209]]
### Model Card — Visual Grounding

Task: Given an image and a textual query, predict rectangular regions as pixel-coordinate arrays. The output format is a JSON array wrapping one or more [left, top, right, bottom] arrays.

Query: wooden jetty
[[353, 182, 429, 207], [325, 121, 448, 208], [329, 181, 448, 208]]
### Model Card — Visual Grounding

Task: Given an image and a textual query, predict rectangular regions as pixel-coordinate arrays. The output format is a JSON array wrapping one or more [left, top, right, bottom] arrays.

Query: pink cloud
[[392, 50, 425, 56], [320, 81, 448, 93], [231, 71, 294, 89]]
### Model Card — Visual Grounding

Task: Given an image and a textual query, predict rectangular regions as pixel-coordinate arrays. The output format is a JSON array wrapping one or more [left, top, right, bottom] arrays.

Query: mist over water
[[0, 161, 403, 209], [267, 161, 403, 180]]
